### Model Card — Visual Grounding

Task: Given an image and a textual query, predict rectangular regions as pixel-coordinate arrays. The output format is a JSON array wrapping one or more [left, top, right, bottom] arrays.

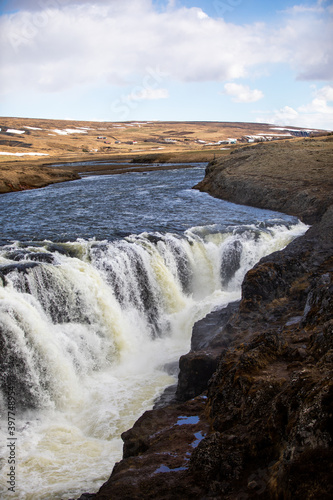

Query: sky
[[0, 0, 332, 129]]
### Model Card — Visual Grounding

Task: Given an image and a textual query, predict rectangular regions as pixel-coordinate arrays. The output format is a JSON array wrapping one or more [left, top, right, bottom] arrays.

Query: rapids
[[0, 167, 308, 499]]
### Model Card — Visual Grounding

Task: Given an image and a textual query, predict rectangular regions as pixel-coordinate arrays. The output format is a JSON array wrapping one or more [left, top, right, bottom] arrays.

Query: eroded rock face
[[188, 216, 333, 499], [175, 301, 239, 403], [86, 139, 333, 500], [94, 397, 210, 500], [91, 213, 332, 499]]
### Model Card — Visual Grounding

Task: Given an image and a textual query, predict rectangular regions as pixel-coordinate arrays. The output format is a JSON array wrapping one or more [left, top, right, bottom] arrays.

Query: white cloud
[[0, 2, 265, 92], [223, 83, 264, 103], [316, 85, 333, 101], [262, 105, 299, 123], [196, 9, 209, 20], [257, 85, 333, 130], [275, 4, 333, 81], [0, 0, 332, 131], [0, 0, 331, 97]]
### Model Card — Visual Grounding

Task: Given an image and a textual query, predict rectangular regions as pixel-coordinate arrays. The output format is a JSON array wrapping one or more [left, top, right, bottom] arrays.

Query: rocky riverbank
[[194, 136, 333, 224], [77, 137, 333, 500]]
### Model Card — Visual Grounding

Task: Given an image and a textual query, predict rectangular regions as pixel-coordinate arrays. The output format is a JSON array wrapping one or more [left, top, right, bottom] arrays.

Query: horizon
[[0, 116, 329, 132], [0, 0, 332, 130]]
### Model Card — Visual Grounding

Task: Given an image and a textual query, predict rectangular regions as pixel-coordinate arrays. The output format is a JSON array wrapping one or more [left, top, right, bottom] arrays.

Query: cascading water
[[0, 220, 308, 499]]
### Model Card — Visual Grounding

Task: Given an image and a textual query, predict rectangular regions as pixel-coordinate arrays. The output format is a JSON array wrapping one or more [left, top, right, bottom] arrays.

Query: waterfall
[[0, 221, 307, 499]]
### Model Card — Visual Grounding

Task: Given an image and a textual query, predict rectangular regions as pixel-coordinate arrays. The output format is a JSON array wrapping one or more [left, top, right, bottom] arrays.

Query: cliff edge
[[194, 136, 333, 225], [79, 136, 333, 500]]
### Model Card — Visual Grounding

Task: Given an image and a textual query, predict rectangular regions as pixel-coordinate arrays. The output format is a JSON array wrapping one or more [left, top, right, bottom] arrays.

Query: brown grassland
[[0, 116, 328, 193]]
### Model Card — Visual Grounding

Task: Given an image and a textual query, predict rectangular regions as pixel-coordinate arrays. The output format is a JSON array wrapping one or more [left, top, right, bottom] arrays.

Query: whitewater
[[0, 166, 308, 499]]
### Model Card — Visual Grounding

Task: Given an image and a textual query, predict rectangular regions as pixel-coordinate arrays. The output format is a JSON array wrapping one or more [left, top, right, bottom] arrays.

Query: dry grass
[[0, 117, 317, 161], [0, 117, 329, 193]]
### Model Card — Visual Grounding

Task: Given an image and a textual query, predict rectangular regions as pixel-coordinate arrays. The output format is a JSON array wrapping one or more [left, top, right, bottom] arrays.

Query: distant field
[[0, 117, 328, 193], [0, 117, 324, 162]]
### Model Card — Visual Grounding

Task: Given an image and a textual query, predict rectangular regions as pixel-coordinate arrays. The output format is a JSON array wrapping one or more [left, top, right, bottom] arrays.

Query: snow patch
[[52, 129, 88, 135], [270, 127, 318, 133], [257, 133, 292, 137], [6, 129, 25, 134]]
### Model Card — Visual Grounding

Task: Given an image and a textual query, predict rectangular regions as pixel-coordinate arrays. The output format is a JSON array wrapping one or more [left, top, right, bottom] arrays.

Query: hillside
[[0, 117, 326, 194], [0, 117, 320, 159], [194, 135, 333, 224]]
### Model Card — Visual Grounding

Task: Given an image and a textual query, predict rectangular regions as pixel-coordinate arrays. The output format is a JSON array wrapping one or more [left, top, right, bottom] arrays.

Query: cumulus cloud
[[0, 0, 332, 97], [316, 85, 333, 101], [0, 3, 260, 94], [223, 83, 264, 103], [257, 85, 333, 130], [275, 3, 333, 81]]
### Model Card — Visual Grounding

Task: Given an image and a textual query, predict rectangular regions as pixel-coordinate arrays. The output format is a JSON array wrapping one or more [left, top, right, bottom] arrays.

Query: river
[[0, 166, 308, 499]]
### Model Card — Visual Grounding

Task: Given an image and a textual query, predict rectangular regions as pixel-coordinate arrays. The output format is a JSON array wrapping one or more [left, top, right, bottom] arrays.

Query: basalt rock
[[85, 138, 333, 500], [175, 301, 239, 402], [0, 262, 40, 286], [94, 397, 210, 500], [91, 223, 332, 499], [188, 215, 333, 499]]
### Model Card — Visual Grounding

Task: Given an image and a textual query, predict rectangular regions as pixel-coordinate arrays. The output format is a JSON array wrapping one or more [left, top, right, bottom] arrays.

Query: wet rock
[[175, 302, 239, 403], [4, 249, 32, 261], [153, 383, 178, 409], [0, 323, 46, 410], [0, 262, 40, 277], [191, 301, 239, 351], [45, 243, 78, 257], [95, 398, 210, 499], [191, 215, 333, 498], [220, 239, 242, 287], [0, 271, 6, 286], [176, 351, 219, 402], [86, 139, 333, 499], [4, 250, 56, 264], [28, 252, 55, 264]]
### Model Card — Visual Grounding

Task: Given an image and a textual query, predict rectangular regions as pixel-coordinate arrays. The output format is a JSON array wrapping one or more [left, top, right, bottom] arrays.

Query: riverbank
[[0, 150, 224, 194], [0, 160, 80, 193], [194, 135, 333, 224], [81, 135, 333, 499]]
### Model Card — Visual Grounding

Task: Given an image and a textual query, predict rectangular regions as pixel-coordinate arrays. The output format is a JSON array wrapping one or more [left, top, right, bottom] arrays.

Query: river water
[[0, 166, 307, 499]]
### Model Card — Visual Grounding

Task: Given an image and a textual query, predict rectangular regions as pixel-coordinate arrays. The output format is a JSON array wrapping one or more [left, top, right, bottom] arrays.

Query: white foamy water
[[0, 221, 308, 499]]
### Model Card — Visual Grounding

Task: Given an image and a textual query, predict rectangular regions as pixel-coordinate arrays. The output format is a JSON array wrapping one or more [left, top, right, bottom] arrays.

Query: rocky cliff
[[78, 136, 333, 500]]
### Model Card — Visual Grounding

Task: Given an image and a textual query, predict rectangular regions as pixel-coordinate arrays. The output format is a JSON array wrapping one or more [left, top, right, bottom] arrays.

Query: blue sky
[[0, 0, 332, 129]]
